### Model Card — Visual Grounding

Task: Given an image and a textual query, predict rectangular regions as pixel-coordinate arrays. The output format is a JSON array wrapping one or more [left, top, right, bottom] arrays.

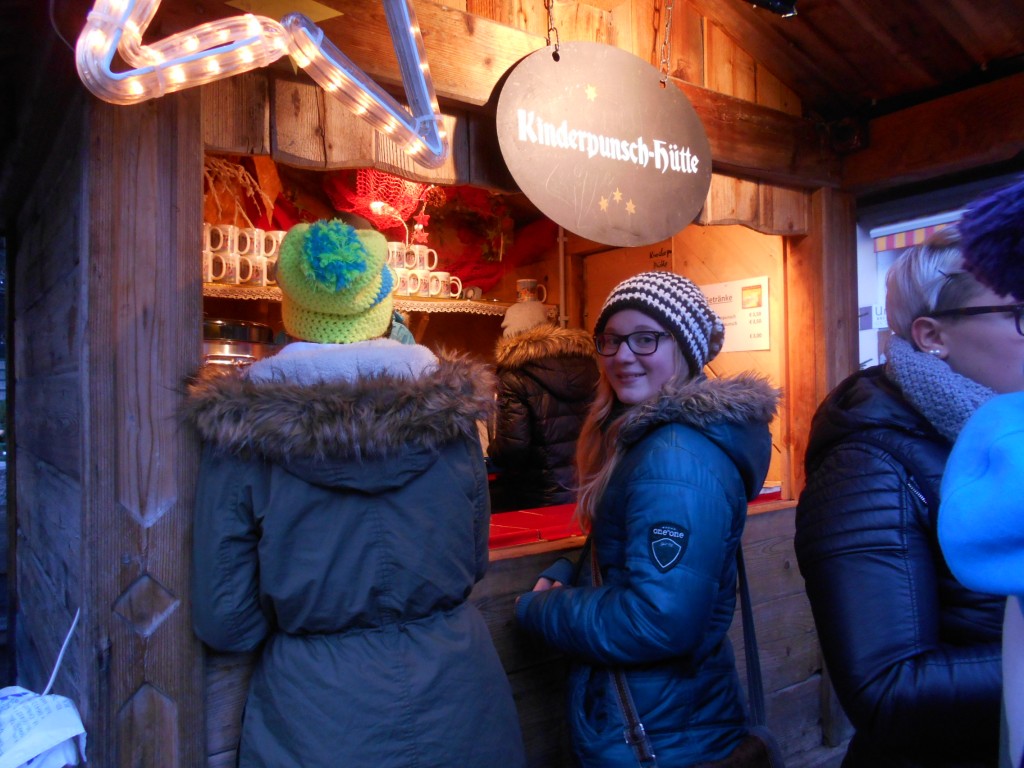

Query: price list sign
[[699, 277, 770, 353]]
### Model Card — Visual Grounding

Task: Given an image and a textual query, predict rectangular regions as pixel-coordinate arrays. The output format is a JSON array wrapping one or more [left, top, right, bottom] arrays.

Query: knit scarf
[[884, 335, 995, 442]]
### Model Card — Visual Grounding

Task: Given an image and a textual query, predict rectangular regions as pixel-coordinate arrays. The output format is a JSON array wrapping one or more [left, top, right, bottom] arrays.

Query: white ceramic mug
[[263, 230, 285, 258], [247, 254, 277, 287], [395, 267, 421, 297], [236, 227, 261, 257], [202, 250, 226, 283], [205, 223, 238, 254], [429, 271, 462, 299], [410, 244, 438, 271], [516, 278, 547, 303], [447, 274, 463, 299], [411, 268, 432, 297], [387, 241, 409, 269], [213, 252, 254, 285]]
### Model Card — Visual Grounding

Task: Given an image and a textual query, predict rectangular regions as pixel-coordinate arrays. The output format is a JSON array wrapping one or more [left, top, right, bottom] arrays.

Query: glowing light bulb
[[168, 65, 186, 84], [88, 28, 107, 52], [207, 59, 221, 74]]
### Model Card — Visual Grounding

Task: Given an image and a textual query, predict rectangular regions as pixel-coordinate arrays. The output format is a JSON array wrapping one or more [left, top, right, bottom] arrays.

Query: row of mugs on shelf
[[205, 223, 287, 259], [203, 223, 285, 287], [387, 241, 441, 271], [204, 250, 277, 286], [395, 268, 463, 299]]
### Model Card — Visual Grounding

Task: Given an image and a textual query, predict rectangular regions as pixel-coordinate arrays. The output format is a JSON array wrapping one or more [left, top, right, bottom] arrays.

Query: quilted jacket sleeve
[[515, 426, 742, 666], [191, 447, 271, 653], [488, 372, 532, 469], [795, 441, 1001, 752]]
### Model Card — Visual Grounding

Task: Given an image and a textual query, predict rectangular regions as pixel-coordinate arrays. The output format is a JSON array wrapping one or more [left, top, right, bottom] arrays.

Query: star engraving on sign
[[599, 196, 610, 211], [613, 188, 623, 203], [626, 200, 637, 215], [586, 84, 598, 101]]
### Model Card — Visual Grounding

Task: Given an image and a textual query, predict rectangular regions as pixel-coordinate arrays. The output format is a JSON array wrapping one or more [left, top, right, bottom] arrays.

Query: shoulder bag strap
[[737, 547, 788, 768], [737, 547, 766, 726], [590, 548, 659, 768]]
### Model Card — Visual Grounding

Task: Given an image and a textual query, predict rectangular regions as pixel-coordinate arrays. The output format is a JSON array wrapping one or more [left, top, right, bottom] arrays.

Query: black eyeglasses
[[594, 331, 673, 356], [929, 303, 1024, 336]]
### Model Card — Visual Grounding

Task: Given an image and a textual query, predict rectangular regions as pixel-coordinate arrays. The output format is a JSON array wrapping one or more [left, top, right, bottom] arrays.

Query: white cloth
[[246, 339, 438, 385]]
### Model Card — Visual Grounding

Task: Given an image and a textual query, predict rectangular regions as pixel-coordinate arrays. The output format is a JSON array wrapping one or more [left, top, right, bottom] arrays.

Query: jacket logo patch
[[649, 523, 689, 573]]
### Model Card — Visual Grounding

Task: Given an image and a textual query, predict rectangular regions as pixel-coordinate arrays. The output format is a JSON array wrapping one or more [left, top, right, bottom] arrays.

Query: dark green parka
[[184, 340, 526, 768]]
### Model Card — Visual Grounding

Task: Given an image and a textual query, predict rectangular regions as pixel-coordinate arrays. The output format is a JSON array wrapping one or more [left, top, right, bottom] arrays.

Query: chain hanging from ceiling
[[659, 0, 676, 86], [544, 0, 560, 59]]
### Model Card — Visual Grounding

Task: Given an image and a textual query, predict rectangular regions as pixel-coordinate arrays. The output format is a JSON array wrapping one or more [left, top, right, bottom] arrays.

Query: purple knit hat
[[959, 176, 1024, 300]]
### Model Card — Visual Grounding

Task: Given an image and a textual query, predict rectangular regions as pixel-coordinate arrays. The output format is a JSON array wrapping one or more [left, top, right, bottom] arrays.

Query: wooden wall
[[11, 89, 206, 764], [12, 88, 89, 707]]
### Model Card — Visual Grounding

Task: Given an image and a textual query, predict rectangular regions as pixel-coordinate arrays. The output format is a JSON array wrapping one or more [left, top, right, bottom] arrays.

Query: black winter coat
[[795, 366, 1003, 768], [489, 324, 598, 510]]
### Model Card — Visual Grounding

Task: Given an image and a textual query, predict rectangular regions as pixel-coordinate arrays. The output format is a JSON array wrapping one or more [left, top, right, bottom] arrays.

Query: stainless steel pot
[[202, 319, 278, 368]]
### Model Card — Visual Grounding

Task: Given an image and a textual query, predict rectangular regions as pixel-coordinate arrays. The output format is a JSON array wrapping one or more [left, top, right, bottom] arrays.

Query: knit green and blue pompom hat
[[277, 219, 395, 343]]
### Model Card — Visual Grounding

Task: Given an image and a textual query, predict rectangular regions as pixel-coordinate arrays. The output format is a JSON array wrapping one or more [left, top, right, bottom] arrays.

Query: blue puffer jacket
[[515, 373, 779, 767], [796, 365, 1003, 768]]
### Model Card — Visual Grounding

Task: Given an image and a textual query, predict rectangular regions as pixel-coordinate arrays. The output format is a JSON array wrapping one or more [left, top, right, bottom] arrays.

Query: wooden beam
[[784, 187, 856, 494], [231, 1, 841, 189], [307, 1, 543, 108], [674, 80, 841, 189], [842, 72, 1024, 196]]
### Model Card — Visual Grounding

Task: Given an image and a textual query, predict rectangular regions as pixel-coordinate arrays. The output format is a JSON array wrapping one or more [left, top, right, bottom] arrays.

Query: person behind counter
[[514, 271, 780, 766], [795, 226, 1008, 767], [488, 300, 599, 511], [184, 219, 525, 768], [939, 176, 1024, 768]]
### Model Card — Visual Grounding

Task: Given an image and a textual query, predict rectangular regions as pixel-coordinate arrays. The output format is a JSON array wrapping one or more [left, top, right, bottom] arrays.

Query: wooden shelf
[[202, 283, 556, 318]]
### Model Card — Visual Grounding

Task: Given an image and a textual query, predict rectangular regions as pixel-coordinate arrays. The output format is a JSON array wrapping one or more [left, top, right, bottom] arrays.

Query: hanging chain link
[[544, 0, 560, 55], [658, 0, 676, 84]]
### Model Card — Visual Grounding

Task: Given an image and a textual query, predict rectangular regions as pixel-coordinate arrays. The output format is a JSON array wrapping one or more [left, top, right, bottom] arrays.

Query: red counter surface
[[488, 503, 583, 549]]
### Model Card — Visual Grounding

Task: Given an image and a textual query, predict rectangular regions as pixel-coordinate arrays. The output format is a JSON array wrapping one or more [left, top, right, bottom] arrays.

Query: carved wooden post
[[84, 90, 205, 766]]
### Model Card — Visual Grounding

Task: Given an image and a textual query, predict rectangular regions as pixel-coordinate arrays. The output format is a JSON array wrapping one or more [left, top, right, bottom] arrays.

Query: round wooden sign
[[496, 42, 712, 247]]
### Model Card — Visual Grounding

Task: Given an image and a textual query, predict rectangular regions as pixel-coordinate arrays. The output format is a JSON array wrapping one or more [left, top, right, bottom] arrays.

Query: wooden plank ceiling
[[3, 0, 1023, 199], [30, 0, 1024, 124]]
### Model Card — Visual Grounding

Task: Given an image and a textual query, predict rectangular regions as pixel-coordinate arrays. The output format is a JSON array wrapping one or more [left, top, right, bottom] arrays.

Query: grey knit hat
[[594, 271, 725, 374]]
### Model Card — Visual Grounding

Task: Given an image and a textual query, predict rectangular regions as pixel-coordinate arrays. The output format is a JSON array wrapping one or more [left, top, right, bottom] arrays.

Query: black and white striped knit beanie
[[594, 271, 725, 374]]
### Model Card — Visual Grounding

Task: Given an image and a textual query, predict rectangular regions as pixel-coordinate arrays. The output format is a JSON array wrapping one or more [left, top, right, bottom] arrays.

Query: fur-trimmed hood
[[494, 324, 596, 369], [617, 372, 781, 499], [183, 341, 495, 469]]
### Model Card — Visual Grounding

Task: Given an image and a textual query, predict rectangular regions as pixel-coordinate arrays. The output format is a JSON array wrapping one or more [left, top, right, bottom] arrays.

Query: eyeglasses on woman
[[929, 303, 1024, 336], [594, 331, 673, 356]]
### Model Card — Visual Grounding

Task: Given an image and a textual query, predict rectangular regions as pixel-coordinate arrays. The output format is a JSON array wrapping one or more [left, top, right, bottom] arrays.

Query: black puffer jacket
[[795, 366, 1003, 768], [489, 324, 598, 510]]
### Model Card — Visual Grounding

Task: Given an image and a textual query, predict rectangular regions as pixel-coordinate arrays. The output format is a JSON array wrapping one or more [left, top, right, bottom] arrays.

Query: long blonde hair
[[574, 340, 691, 530]]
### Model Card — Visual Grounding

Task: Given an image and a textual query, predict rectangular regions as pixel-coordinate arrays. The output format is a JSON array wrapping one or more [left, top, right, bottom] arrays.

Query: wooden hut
[[0, 1, 1023, 765]]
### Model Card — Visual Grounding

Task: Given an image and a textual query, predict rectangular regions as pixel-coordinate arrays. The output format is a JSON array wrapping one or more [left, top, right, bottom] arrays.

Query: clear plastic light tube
[[74, 0, 450, 168]]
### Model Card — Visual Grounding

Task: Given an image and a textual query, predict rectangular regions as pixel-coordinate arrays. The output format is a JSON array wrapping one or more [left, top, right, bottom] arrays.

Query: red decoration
[[323, 169, 426, 240]]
